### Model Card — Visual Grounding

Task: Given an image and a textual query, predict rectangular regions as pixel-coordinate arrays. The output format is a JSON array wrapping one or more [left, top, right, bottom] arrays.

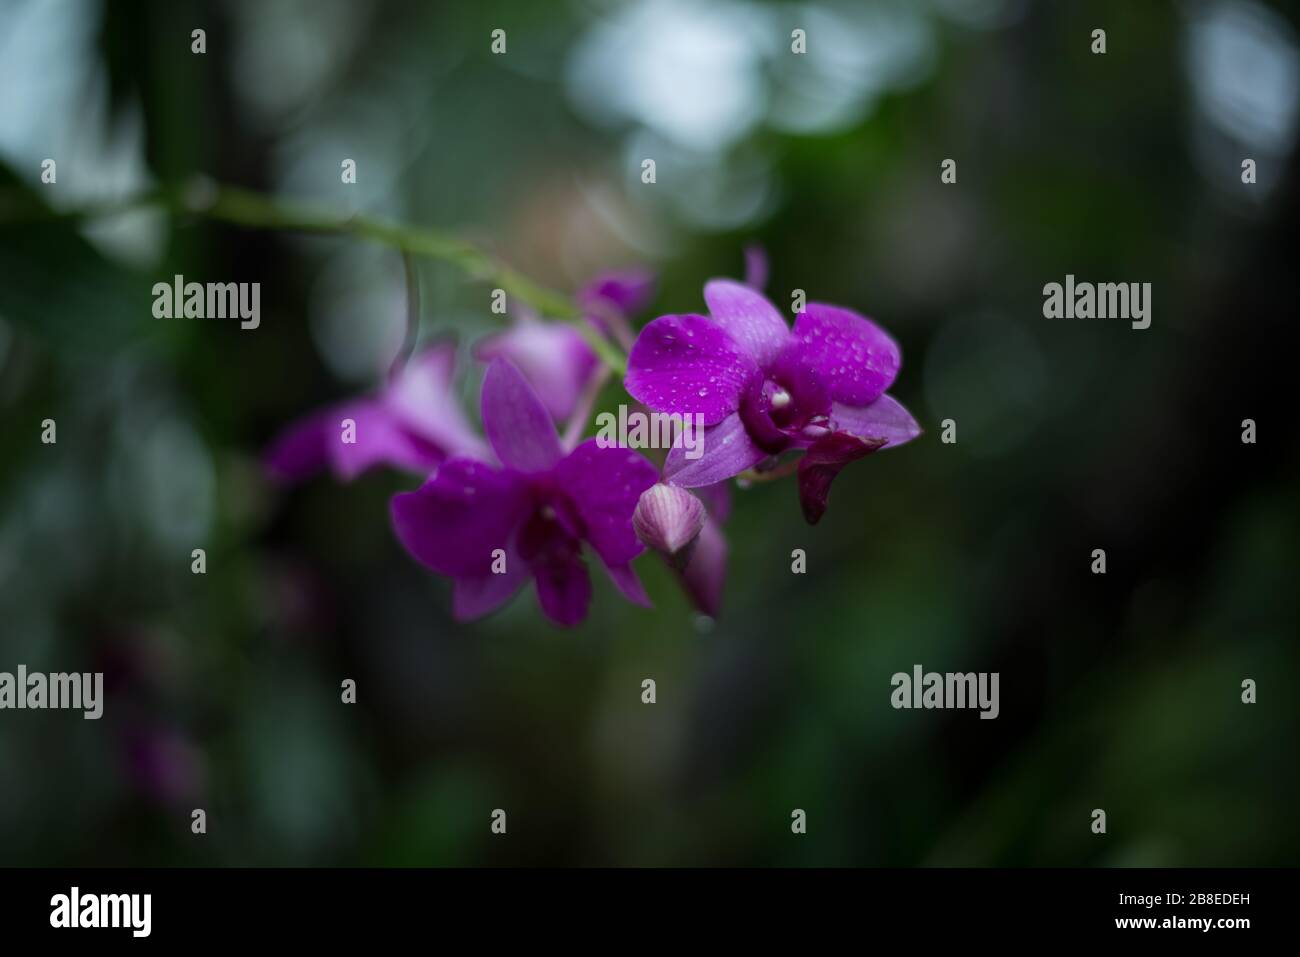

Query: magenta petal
[[554, 439, 659, 566], [533, 553, 592, 627], [703, 279, 790, 367], [694, 481, 732, 524], [473, 323, 598, 422], [480, 359, 564, 472], [677, 517, 727, 617], [264, 400, 441, 482], [794, 303, 901, 406], [452, 548, 528, 620], [796, 431, 887, 525], [743, 244, 768, 291], [264, 409, 334, 483], [390, 459, 532, 577], [330, 399, 443, 480], [663, 412, 768, 487], [604, 560, 652, 608], [385, 342, 490, 462], [266, 341, 478, 484], [830, 394, 921, 449], [625, 314, 756, 425], [579, 268, 657, 317]]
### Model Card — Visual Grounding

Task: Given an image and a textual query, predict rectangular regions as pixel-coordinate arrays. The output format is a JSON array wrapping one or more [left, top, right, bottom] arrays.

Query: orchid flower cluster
[[265, 258, 920, 627]]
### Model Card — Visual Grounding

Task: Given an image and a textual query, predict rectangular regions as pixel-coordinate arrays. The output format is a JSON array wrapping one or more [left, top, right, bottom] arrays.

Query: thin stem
[[582, 297, 637, 353], [737, 458, 798, 484], [562, 364, 612, 450], [0, 179, 629, 375]]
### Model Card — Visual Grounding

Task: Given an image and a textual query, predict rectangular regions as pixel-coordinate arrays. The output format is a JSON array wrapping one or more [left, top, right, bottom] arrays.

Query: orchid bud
[[677, 517, 727, 618], [633, 484, 705, 568]]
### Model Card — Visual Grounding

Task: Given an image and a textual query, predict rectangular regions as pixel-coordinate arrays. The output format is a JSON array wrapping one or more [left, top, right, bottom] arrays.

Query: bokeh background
[[1, 0, 1297, 866]]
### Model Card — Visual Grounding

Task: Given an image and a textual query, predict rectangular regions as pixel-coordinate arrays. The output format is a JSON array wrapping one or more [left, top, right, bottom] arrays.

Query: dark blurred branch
[[0, 179, 627, 374], [390, 251, 421, 383]]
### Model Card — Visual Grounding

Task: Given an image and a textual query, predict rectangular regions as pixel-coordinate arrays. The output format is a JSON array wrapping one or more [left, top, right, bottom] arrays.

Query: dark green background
[[0, 0, 1296, 865]]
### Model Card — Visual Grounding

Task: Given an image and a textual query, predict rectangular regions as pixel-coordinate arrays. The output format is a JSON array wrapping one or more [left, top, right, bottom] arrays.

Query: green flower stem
[[0, 179, 629, 375]]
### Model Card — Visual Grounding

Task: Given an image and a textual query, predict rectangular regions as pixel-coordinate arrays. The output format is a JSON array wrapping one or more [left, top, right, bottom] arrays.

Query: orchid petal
[[329, 399, 444, 480], [693, 481, 732, 524], [703, 278, 790, 367], [451, 545, 528, 620], [830, 394, 921, 449], [390, 459, 532, 577], [794, 302, 901, 405], [473, 323, 598, 422], [603, 560, 652, 608], [532, 551, 592, 627], [625, 313, 756, 425], [743, 245, 768, 291], [481, 358, 564, 472], [264, 400, 442, 482], [677, 517, 727, 617], [385, 341, 490, 461], [263, 408, 335, 483], [579, 268, 657, 317], [663, 412, 768, 487], [796, 431, 886, 525], [554, 439, 659, 567]]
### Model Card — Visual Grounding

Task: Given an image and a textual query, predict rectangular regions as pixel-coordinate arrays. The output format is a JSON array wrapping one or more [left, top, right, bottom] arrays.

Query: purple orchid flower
[[624, 281, 920, 524], [390, 358, 659, 627], [471, 269, 657, 422], [264, 340, 487, 482], [578, 267, 656, 340]]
